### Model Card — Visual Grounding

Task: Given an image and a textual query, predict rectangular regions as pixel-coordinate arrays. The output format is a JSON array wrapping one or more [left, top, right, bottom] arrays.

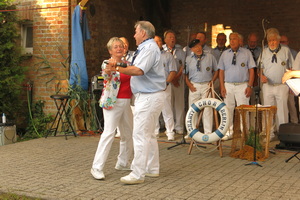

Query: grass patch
[[0, 192, 41, 200]]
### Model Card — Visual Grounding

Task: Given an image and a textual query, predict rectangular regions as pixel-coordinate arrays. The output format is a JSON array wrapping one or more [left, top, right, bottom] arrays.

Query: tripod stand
[[167, 82, 203, 150], [168, 85, 221, 156], [166, 99, 208, 150], [167, 131, 190, 150], [167, 83, 190, 150], [187, 86, 223, 157], [167, 107, 207, 150], [285, 150, 300, 163]]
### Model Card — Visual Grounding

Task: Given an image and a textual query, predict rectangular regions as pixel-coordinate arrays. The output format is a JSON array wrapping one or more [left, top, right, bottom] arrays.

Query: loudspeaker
[[0, 125, 17, 146], [276, 123, 300, 149], [91, 75, 104, 92], [91, 75, 104, 130]]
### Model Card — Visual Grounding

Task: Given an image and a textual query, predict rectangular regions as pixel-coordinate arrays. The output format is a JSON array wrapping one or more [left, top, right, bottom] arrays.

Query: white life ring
[[185, 98, 229, 143]]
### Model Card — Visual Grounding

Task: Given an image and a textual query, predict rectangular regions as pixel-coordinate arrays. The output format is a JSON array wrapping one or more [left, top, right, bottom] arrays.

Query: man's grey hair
[[267, 32, 281, 41], [163, 30, 176, 39], [135, 21, 155, 38], [266, 28, 281, 41], [230, 32, 239, 38], [266, 28, 280, 41], [266, 28, 279, 36]]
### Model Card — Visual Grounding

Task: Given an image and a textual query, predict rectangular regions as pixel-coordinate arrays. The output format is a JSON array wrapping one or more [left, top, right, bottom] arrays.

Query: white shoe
[[166, 132, 175, 141], [90, 168, 105, 180], [184, 134, 189, 139], [221, 131, 232, 141], [221, 135, 231, 141], [115, 164, 131, 171], [120, 175, 144, 184]]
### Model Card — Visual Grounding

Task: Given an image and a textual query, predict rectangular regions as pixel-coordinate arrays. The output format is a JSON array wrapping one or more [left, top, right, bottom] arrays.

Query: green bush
[[24, 100, 53, 139], [245, 127, 262, 151], [0, 1, 26, 121]]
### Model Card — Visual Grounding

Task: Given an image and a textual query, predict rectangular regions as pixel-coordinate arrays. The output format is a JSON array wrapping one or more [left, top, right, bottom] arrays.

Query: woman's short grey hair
[[135, 21, 155, 38], [107, 37, 124, 50]]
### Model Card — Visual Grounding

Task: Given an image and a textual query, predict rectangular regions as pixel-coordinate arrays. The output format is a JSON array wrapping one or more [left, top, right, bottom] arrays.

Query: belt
[[194, 81, 209, 85], [226, 82, 247, 85], [134, 90, 164, 95], [268, 83, 283, 86]]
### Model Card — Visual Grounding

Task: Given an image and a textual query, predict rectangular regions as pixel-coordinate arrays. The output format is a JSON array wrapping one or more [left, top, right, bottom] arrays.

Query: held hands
[[104, 59, 117, 74], [108, 58, 117, 67]]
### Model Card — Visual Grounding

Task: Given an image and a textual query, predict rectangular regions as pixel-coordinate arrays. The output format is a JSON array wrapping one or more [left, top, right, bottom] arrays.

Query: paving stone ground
[[0, 133, 299, 200]]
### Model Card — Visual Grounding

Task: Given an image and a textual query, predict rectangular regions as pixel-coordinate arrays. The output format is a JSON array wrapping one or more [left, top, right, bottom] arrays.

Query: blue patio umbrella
[[69, 5, 91, 90]]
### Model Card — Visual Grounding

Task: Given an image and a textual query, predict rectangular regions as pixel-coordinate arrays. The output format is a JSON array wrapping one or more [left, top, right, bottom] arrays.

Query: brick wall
[[84, 1, 144, 77], [84, 0, 300, 76], [15, 0, 300, 118], [16, 0, 144, 116], [169, 0, 300, 51], [16, 0, 72, 114]]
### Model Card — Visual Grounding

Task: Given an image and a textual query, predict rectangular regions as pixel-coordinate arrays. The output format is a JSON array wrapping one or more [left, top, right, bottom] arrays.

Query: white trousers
[[130, 91, 164, 180], [188, 82, 213, 134], [224, 83, 250, 132], [171, 78, 185, 132], [262, 84, 289, 133], [92, 98, 133, 171], [155, 84, 174, 134]]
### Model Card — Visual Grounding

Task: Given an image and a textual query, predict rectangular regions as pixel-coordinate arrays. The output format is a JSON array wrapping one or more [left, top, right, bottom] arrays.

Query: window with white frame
[[21, 23, 33, 55]]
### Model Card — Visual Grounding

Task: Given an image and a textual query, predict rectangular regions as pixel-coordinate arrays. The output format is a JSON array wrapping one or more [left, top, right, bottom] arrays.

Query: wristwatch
[[247, 84, 253, 88]]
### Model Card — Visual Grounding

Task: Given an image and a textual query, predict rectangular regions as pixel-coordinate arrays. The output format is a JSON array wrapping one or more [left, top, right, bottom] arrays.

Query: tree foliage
[[0, 0, 26, 121]]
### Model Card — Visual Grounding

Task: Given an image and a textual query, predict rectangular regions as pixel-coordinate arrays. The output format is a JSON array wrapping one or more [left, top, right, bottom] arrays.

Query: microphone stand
[[245, 87, 262, 167], [245, 18, 269, 167], [168, 58, 190, 150], [168, 26, 192, 150]]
